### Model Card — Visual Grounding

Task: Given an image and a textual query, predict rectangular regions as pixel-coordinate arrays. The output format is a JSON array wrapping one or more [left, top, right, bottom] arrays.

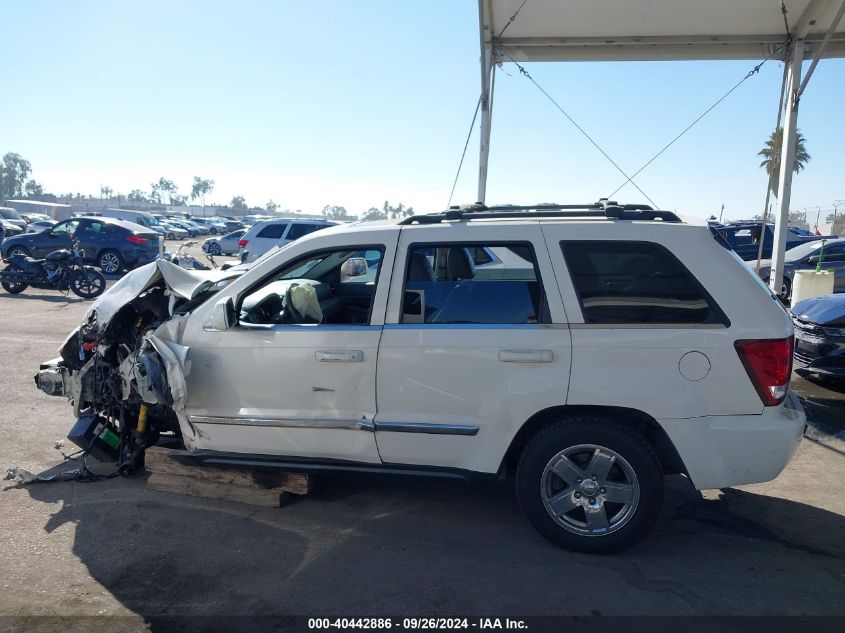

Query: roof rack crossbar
[[399, 201, 681, 225]]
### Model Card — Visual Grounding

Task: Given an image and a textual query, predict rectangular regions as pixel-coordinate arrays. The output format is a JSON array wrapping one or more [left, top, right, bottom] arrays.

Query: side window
[[256, 223, 288, 240], [78, 221, 105, 236], [400, 242, 548, 325], [286, 223, 324, 240], [561, 241, 726, 325], [239, 246, 385, 327], [52, 220, 79, 235], [819, 245, 845, 263]]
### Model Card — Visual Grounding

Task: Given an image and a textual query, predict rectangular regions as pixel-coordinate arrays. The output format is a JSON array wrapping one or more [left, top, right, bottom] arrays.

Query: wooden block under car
[[144, 446, 311, 507]]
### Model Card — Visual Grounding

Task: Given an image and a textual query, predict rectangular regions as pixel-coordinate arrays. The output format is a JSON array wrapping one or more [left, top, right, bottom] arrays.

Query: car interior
[[401, 244, 549, 324], [239, 248, 382, 326]]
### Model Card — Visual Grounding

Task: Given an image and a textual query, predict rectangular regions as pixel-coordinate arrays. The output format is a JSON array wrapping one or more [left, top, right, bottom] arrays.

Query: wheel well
[[499, 405, 686, 478]]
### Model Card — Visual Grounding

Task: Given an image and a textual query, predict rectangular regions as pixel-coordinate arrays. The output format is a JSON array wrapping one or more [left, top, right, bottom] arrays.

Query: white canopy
[[475, 0, 845, 296], [481, 0, 845, 62]]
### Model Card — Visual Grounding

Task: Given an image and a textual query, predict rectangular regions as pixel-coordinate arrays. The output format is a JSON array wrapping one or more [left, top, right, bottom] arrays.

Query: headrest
[[408, 252, 435, 281], [447, 247, 476, 280]]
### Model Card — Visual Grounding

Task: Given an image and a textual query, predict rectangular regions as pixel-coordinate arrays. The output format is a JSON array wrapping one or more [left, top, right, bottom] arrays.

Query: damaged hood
[[86, 259, 237, 332]]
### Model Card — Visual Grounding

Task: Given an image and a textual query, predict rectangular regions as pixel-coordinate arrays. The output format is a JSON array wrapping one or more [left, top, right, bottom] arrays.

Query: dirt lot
[[1, 245, 844, 619]]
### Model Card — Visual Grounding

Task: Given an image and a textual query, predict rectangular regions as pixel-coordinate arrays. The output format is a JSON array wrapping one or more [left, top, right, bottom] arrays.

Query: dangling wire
[[506, 55, 658, 208], [608, 46, 783, 200], [447, 95, 482, 207]]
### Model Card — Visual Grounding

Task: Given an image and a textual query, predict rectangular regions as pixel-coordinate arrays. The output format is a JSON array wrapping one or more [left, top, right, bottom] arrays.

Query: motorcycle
[[0, 240, 107, 299], [165, 241, 214, 271]]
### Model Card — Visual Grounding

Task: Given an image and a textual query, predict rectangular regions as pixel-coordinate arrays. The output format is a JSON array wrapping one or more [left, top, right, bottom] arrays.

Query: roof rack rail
[[398, 199, 682, 225]]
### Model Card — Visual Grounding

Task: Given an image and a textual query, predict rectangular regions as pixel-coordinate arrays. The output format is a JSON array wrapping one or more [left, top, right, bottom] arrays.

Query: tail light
[[734, 337, 793, 406], [126, 235, 149, 245], [238, 239, 249, 247]]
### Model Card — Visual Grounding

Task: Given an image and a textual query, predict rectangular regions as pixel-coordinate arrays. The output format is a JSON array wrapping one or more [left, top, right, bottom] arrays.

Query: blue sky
[[2, 0, 843, 221]]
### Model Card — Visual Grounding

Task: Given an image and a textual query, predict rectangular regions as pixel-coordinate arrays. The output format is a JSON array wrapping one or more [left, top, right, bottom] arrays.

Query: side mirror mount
[[204, 297, 236, 331]]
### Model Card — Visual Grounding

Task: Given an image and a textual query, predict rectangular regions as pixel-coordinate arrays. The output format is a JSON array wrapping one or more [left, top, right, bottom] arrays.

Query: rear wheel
[[99, 249, 124, 275], [1, 264, 28, 294], [516, 417, 664, 553], [70, 268, 106, 299], [167, 232, 176, 240], [208, 242, 222, 256]]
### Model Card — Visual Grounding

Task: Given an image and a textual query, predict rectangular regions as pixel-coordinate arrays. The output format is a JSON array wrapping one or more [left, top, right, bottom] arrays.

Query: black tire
[[780, 277, 792, 301], [209, 227, 218, 235], [515, 417, 664, 553], [6, 246, 31, 259], [99, 249, 124, 275], [1, 264, 28, 294], [208, 242, 222, 256], [69, 268, 107, 299], [167, 232, 176, 240]]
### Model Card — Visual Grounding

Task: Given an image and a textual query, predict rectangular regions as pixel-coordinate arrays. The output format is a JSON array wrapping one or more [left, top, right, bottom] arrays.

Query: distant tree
[[231, 195, 247, 210], [789, 210, 809, 230], [380, 201, 414, 220], [127, 189, 148, 203], [758, 128, 810, 198], [826, 212, 845, 236], [0, 153, 32, 198], [266, 199, 279, 213], [100, 185, 113, 199], [191, 177, 215, 208], [321, 205, 353, 220], [24, 180, 44, 197], [750, 214, 762, 221], [170, 194, 188, 206], [361, 206, 387, 221]]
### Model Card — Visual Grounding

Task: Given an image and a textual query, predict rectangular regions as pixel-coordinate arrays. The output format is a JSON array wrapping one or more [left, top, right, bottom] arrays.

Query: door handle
[[316, 350, 364, 362], [498, 349, 553, 363]]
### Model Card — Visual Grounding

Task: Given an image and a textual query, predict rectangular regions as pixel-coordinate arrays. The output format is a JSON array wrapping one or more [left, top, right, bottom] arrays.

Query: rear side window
[[400, 242, 549, 325], [286, 223, 324, 240], [256, 223, 288, 239], [561, 241, 726, 325]]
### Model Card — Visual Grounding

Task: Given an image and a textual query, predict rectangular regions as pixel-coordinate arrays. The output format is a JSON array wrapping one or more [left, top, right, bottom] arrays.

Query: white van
[[100, 209, 163, 233]]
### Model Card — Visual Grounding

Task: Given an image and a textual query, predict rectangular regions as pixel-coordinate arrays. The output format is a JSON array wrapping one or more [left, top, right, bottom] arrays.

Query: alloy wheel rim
[[9, 248, 27, 258], [540, 444, 640, 537], [101, 253, 120, 273], [74, 275, 104, 296]]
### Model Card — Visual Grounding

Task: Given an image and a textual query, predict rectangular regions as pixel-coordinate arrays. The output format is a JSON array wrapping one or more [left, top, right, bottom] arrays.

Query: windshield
[[146, 215, 160, 226], [784, 239, 832, 262], [0, 209, 22, 220]]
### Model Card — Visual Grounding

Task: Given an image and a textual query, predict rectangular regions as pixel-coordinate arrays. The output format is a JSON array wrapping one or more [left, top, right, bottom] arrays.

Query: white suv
[[36, 202, 805, 552], [238, 218, 336, 263]]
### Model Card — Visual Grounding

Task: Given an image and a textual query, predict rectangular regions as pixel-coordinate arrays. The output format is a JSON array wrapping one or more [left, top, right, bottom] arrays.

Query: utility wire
[[506, 54, 658, 208], [447, 95, 482, 207], [608, 47, 782, 200], [781, 0, 791, 37]]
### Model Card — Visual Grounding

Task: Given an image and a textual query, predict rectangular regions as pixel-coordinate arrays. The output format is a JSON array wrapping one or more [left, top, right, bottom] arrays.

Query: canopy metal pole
[[769, 40, 804, 296], [477, 43, 494, 204]]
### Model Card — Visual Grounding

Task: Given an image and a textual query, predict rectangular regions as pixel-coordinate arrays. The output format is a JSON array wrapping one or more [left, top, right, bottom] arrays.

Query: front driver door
[[181, 229, 397, 463], [36, 219, 78, 257]]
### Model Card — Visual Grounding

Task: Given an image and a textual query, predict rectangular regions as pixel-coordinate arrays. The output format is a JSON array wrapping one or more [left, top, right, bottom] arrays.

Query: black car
[[712, 222, 823, 260], [792, 294, 845, 380], [0, 216, 160, 274]]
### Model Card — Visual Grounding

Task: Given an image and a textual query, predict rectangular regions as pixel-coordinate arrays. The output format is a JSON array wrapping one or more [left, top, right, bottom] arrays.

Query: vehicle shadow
[[9, 467, 845, 620], [0, 291, 85, 304]]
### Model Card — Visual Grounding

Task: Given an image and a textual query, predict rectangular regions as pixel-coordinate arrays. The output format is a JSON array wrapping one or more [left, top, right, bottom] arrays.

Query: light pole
[[815, 206, 822, 233], [834, 200, 845, 236]]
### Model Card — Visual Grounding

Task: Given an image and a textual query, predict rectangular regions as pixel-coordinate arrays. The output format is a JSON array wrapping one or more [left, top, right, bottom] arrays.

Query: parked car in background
[[25, 220, 55, 233], [0, 207, 27, 230], [20, 212, 52, 224], [238, 218, 336, 263], [100, 208, 161, 230], [203, 229, 245, 256], [190, 217, 228, 235], [755, 238, 845, 300], [713, 221, 823, 260], [1, 216, 160, 274], [224, 220, 247, 232], [158, 222, 189, 240], [792, 293, 845, 380], [1, 219, 24, 237]]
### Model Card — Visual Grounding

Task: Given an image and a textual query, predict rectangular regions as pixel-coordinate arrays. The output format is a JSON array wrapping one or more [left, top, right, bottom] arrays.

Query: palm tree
[[758, 128, 810, 197], [753, 128, 811, 273]]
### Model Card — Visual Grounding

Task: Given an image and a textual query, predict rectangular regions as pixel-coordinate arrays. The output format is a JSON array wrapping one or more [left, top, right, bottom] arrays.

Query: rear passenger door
[[374, 223, 572, 474]]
